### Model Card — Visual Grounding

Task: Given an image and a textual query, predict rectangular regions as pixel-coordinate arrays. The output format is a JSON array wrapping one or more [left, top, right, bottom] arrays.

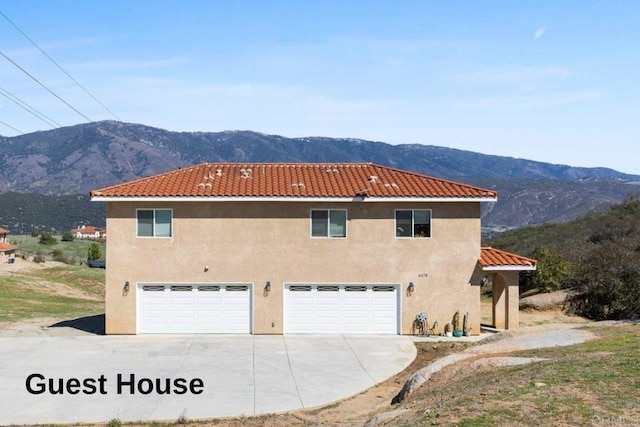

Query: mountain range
[[1, 120, 638, 233]]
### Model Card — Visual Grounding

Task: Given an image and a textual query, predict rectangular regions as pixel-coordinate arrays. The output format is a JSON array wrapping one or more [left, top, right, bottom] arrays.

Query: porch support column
[[492, 271, 520, 330]]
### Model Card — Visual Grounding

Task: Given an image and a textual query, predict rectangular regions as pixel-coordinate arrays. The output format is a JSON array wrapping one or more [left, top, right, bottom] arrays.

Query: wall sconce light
[[407, 282, 414, 296], [204, 265, 209, 272], [264, 281, 271, 296], [123, 281, 130, 296]]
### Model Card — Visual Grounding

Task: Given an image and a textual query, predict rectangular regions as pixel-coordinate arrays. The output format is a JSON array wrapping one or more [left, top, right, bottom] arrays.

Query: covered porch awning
[[478, 247, 537, 330], [479, 247, 537, 271]]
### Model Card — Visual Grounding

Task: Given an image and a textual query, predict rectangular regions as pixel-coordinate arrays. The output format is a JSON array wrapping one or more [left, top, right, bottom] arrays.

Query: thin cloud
[[451, 90, 605, 110], [534, 27, 546, 40], [456, 66, 570, 84], [75, 57, 188, 70]]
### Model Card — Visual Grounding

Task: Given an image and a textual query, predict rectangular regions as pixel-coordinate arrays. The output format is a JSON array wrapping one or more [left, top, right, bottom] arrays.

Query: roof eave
[[91, 195, 498, 203]]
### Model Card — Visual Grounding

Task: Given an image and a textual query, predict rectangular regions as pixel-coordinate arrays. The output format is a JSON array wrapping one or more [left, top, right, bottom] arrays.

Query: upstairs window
[[137, 209, 172, 237], [311, 209, 347, 238], [395, 209, 431, 238]]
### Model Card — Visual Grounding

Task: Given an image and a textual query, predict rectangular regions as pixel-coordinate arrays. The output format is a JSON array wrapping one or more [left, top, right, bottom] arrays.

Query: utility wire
[[0, 118, 23, 134], [0, 86, 60, 127], [0, 49, 92, 122], [0, 10, 121, 121]]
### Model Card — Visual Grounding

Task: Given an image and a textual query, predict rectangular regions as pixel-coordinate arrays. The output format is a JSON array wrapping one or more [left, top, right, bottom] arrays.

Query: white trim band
[[482, 265, 537, 271]]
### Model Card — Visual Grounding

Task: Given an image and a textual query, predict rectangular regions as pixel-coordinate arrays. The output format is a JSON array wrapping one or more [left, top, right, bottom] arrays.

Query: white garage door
[[137, 283, 252, 333], [284, 284, 399, 334]]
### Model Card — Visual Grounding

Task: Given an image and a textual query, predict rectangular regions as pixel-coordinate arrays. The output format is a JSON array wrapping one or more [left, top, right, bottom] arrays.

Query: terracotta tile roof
[[90, 163, 497, 200], [0, 227, 9, 234], [479, 247, 537, 270], [0, 242, 17, 252]]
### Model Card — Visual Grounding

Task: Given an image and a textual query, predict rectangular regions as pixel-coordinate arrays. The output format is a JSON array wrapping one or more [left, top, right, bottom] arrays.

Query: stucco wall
[[104, 201, 482, 335]]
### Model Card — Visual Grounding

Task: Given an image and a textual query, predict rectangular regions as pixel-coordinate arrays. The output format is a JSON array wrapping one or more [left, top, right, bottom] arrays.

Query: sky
[[0, 1, 639, 174]]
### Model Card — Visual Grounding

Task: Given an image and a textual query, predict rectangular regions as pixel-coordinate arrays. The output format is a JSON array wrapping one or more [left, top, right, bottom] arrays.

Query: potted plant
[[444, 322, 453, 337], [452, 310, 463, 337], [463, 311, 471, 336]]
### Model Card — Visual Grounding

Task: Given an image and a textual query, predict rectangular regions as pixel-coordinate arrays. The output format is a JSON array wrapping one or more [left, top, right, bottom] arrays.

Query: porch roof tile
[[479, 247, 537, 270]]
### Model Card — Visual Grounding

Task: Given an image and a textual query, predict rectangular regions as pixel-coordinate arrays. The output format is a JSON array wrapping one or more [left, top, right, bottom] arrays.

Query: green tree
[[38, 233, 58, 245], [521, 246, 571, 293], [568, 241, 640, 320], [61, 231, 75, 242], [87, 242, 103, 261]]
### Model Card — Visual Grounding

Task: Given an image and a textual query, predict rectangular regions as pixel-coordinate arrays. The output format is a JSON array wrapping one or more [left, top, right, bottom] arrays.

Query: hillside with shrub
[[484, 197, 640, 320]]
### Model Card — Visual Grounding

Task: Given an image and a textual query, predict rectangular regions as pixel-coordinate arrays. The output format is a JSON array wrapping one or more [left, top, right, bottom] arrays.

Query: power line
[[0, 85, 60, 127], [0, 10, 121, 121], [0, 49, 93, 122], [0, 118, 23, 134]]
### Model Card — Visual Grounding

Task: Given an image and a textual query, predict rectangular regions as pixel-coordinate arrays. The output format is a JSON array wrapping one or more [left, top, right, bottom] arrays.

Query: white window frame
[[136, 208, 173, 238], [395, 209, 432, 239], [310, 209, 348, 239]]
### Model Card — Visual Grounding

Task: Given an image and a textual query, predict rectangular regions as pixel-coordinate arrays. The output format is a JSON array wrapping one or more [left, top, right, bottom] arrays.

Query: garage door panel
[[138, 283, 252, 334], [285, 284, 399, 334]]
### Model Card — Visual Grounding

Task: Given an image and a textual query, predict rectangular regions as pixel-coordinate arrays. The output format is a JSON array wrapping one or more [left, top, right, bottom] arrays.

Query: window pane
[[155, 209, 172, 237], [395, 210, 412, 237], [137, 210, 153, 237], [311, 210, 328, 237], [329, 210, 346, 237], [414, 210, 431, 238]]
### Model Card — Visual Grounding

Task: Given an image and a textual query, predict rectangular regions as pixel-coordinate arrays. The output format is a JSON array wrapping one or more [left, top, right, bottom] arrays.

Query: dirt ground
[[0, 256, 49, 274]]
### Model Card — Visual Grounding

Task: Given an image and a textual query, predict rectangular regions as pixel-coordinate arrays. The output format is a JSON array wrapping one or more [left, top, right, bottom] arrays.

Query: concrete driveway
[[0, 335, 415, 425]]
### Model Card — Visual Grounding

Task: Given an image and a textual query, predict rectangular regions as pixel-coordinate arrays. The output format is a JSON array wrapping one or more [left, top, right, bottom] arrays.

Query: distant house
[[70, 225, 106, 240], [0, 227, 17, 264]]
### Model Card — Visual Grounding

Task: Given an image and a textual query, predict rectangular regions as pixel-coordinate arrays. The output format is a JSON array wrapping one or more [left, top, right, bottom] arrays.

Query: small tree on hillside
[[87, 242, 103, 261], [61, 231, 75, 242], [520, 246, 571, 293]]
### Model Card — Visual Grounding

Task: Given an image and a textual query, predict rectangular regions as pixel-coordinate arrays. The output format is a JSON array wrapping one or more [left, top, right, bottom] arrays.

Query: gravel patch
[[470, 357, 549, 369]]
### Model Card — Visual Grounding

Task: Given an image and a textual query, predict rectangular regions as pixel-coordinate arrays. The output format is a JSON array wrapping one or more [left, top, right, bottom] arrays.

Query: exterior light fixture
[[407, 282, 414, 296], [264, 281, 271, 296], [123, 281, 130, 296]]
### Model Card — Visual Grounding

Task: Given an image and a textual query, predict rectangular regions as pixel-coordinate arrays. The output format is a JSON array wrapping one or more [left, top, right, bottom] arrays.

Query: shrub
[[30, 230, 39, 237], [33, 255, 45, 263], [38, 233, 58, 245], [567, 241, 640, 320], [61, 231, 75, 242], [51, 249, 72, 264]]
